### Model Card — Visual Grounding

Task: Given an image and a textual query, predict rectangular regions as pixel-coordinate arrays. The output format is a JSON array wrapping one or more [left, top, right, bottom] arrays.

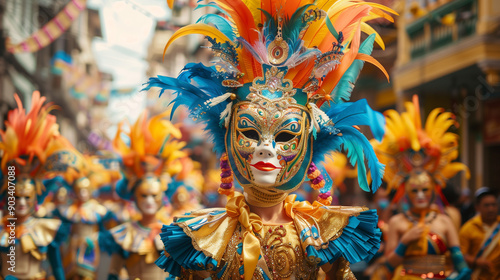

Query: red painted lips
[[250, 161, 281, 171]]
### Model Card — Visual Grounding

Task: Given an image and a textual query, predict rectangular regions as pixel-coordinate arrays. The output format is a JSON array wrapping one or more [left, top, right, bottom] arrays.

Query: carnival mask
[[227, 100, 313, 206], [134, 176, 163, 216], [406, 171, 434, 210], [74, 177, 92, 202], [14, 178, 37, 217]]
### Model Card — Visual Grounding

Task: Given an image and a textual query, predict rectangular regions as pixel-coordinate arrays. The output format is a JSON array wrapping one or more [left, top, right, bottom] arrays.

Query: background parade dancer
[[372, 95, 471, 280], [0, 91, 76, 280], [51, 154, 117, 280], [100, 110, 186, 280]]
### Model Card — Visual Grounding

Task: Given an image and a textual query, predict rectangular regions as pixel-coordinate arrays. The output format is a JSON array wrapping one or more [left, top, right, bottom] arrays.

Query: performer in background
[[459, 187, 500, 280], [100, 110, 186, 280], [372, 95, 471, 280], [0, 91, 74, 280], [145, 0, 396, 279], [52, 155, 117, 280]]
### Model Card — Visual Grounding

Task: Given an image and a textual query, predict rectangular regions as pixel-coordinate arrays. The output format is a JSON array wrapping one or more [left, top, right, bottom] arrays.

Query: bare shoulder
[[436, 212, 454, 224], [435, 213, 456, 231], [388, 213, 407, 230]]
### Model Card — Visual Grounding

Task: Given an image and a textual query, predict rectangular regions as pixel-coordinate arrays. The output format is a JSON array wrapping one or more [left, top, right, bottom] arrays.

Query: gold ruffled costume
[[103, 110, 186, 280], [0, 91, 76, 280]]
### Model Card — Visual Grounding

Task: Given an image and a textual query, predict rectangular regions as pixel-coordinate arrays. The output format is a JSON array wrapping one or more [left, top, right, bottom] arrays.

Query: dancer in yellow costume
[[144, 0, 397, 279], [0, 91, 80, 280], [372, 96, 471, 280], [100, 110, 186, 280]]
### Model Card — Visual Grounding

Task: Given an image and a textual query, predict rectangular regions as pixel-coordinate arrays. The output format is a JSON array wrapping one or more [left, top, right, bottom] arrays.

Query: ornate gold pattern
[[267, 18, 289, 65], [248, 67, 297, 114], [259, 223, 318, 279]]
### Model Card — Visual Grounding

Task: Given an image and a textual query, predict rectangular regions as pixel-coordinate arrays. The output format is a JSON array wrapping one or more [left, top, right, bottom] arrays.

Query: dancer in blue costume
[[100, 110, 186, 280], [51, 155, 117, 280], [0, 91, 74, 280], [145, 0, 396, 279]]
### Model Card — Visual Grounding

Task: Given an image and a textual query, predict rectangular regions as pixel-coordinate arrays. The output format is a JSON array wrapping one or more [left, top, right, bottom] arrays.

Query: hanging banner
[[6, 0, 87, 53], [51, 51, 110, 101]]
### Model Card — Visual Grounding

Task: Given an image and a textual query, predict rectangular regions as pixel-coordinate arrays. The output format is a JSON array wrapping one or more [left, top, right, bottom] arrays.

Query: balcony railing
[[407, 0, 477, 60]]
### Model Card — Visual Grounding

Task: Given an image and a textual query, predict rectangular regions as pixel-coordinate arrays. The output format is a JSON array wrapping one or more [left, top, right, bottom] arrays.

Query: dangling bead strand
[[307, 162, 326, 190], [218, 153, 234, 196], [317, 191, 332, 205]]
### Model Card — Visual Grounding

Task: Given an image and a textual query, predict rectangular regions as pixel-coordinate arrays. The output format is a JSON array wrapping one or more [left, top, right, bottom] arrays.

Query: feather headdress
[[371, 95, 470, 203], [145, 0, 397, 195], [113, 110, 186, 199], [0, 91, 84, 201]]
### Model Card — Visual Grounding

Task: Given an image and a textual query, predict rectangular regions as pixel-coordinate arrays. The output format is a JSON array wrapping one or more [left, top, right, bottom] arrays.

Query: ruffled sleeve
[[298, 207, 381, 266], [155, 208, 237, 277]]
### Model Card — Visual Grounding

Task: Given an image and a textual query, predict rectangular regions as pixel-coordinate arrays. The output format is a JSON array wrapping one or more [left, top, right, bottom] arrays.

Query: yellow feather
[[385, 110, 406, 134], [360, 22, 384, 50], [441, 162, 470, 179], [424, 108, 443, 134], [364, 3, 398, 17], [163, 24, 234, 59], [402, 113, 421, 151], [241, 0, 261, 26]]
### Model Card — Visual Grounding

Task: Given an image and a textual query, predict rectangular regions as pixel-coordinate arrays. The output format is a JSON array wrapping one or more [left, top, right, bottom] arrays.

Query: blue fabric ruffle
[[305, 209, 381, 266], [98, 226, 130, 258], [156, 224, 218, 277]]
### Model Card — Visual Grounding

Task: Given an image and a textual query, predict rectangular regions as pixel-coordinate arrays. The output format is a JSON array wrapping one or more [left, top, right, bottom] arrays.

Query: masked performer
[[0, 91, 75, 280], [100, 110, 186, 280], [52, 155, 118, 280], [372, 95, 471, 280], [144, 0, 397, 279]]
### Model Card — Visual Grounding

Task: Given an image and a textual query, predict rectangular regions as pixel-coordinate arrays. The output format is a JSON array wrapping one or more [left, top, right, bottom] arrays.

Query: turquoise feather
[[196, 14, 236, 42], [329, 34, 376, 105]]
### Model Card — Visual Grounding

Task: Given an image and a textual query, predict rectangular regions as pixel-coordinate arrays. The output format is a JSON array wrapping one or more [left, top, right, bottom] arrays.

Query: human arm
[[442, 216, 470, 279], [457, 221, 493, 270], [385, 215, 424, 269]]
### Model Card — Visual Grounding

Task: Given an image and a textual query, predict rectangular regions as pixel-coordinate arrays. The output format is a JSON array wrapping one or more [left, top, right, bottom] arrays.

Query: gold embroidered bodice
[[167, 194, 375, 280], [180, 222, 355, 280]]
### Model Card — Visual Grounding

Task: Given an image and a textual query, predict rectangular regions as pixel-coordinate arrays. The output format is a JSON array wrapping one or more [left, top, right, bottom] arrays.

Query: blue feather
[[327, 99, 385, 141], [260, 9, 276, 44], [325, 16, 340, 42], [196, 14, 236, 42], [312, 100, 385, 193], [143, 63, 228, 155], [283, 5, 313, 52], [328, 34, 377, 105], [336, 126, 384, 193], [115, 177, 132, 200]]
